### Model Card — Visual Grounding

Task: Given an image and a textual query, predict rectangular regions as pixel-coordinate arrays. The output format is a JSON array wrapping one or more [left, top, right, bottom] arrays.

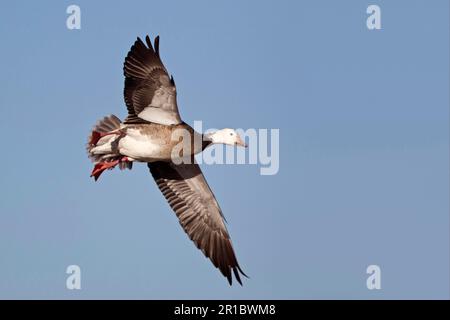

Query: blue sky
[[0, 0, 448, 299]]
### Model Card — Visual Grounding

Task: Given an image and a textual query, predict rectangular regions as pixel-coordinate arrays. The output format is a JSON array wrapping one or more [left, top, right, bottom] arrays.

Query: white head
[[206, 129, 247, 147]]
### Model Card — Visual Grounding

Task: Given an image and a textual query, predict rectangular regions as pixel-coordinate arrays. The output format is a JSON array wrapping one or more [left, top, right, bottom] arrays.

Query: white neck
[[205, 129, 233, 145]]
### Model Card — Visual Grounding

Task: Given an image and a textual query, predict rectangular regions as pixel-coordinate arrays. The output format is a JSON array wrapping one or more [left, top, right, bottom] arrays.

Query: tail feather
[[86, 115, 131, 172], [94, 115, 122, 133]]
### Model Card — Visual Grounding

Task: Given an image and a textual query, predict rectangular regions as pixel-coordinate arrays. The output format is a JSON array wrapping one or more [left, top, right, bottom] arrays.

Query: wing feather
[[123, 36, 182, 125], [148, 161, 247, 285]]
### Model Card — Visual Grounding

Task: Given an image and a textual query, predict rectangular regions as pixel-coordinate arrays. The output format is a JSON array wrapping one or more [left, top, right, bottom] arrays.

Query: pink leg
[[90, 157, 130, 181]]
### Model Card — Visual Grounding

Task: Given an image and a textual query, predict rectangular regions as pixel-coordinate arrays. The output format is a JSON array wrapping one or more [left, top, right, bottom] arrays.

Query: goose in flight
[[86, 35, 247, 285]]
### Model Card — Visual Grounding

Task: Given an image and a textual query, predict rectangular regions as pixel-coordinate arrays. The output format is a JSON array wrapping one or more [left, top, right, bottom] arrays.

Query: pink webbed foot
[[90, 160, 120, 181], [90, 157, 130, 181]]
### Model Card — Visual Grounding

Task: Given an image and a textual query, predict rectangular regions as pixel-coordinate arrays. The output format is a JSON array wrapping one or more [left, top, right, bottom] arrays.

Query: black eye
[[230, 133, 233, 136]]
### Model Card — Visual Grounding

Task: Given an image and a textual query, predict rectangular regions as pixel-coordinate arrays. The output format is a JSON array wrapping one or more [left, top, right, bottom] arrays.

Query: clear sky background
[[0, 0, 448, 299]]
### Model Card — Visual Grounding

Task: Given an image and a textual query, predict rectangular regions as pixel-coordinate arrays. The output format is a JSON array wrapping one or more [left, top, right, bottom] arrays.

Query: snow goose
[[86, 35, 247, 285]]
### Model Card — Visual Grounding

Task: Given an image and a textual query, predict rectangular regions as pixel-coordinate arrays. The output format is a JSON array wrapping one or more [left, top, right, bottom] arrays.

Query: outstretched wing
[[148, 161, 247, 285], [123, 35, 182, 125]]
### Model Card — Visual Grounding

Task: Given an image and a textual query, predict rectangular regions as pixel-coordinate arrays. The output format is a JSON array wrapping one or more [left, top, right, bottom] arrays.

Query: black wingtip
[[145, 35, 154, 51], [225, 265, 248, 286], [238, 265, 249, 279], [154, 36, 160, 55], [234, 268, 243, 286], [227, 275, 232, 286], [136, 36, 144, 47]]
